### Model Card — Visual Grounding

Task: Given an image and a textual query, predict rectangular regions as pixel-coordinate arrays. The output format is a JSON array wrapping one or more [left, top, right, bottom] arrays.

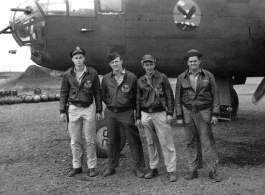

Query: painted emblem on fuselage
[[173, 0, 201, 32]]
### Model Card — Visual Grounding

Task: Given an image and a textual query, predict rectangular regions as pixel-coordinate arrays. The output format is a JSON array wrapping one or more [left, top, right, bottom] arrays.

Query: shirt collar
[[141, 70, 159, 81], [74, 65, 87, 74], [184, 67, 204, 78], [111, 69, 126, 77], [145, 70, 159, 78]]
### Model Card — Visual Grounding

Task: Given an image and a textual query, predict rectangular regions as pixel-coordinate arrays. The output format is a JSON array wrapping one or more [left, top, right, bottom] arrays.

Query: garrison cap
[[108, 52, 121, 63], [141, 54, 156, 63], [70, 46, 85, 58], [183, 49, 203, 60]]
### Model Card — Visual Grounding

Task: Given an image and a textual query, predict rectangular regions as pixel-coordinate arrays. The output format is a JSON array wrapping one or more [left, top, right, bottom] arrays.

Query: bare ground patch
[[0, 92, 265, 195]]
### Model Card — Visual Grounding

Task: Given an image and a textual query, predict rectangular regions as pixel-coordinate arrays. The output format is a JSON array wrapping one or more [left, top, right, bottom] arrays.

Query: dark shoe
[[67, 167, 82, 177], [209, 171, 221, 182], [135, 169, 145, 178], [102, 169, 115, 177], [184, 171, 198, 180], [168, 172, 178, 182], [144, 169, 158, 179], [89, 168, 97, 177]]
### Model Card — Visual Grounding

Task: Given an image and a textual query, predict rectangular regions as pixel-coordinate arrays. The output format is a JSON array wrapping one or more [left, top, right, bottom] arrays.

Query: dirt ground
[[1, 80, 265, 195]]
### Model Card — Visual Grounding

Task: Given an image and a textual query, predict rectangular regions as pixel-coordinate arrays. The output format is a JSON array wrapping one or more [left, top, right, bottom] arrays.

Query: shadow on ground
[[219, 139, 265, 166]]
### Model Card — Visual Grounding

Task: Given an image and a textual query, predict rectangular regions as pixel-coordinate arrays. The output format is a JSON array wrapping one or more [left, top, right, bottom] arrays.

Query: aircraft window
[[17, 25, 33, 42], [37, 0, 67, 16], [99, 0, 123, 12], [13, 1, 42, 27], [33, 21, 46, 40], [17, 21, 45, 42], [68, 0, 95, 17]]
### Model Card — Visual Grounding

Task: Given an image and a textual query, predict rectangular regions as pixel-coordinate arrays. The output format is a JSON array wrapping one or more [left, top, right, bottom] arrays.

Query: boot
[[168, 172, 178, 182], [144, 168, 158, 179], [209, 171, 221, 182], [135, 169, 145, 178], [102, 168, 116, 177], [184, 171, 198, 180], [89, 168, 97, 177], [67, 167, 82, 177]]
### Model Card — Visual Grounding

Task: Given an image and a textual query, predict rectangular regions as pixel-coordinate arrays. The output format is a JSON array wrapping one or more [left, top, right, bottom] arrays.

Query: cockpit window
[[99, 0, 123, 13], [68, 0, 95, 17], [37, 0, 67, 16]]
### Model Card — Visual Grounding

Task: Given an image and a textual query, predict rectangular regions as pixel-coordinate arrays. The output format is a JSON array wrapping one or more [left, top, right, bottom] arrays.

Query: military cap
[[141, 54, 156, 63], [108, 52, 121, 62], [183, 49, 203, 60], [70, 46, 85, 58]]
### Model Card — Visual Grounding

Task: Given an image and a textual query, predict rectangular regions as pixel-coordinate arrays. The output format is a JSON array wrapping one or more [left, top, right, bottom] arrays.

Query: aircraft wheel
[[232, 88, 239, 119], [95, 120, 126, 158]]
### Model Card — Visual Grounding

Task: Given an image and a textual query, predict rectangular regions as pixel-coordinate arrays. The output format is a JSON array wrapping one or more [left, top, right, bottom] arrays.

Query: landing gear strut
[[219, 88, 239, 121]]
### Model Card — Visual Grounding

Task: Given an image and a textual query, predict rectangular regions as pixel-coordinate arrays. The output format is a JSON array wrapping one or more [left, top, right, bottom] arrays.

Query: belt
[[142, 107, 165, 113], [107, 107, 132, 113], [70, 102, 92, 108], [184, 104, 211, 112]]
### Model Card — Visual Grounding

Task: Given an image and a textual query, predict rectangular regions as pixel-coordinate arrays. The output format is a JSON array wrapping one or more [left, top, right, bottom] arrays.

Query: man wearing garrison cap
[[135, 54, 177, 182], [101, 52, 145, 178], [60, 46, 102, 177], [175, 49, 221, 182]]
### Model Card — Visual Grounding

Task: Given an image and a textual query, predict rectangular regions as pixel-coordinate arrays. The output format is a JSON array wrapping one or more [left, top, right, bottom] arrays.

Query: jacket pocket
[[122, 91, 133, 99], [203, 91, 213, 102], [78, 88, 93, 102], [140, 96, 146, 101], [70, 88, 77, 100], [182, 91, 189, 102]]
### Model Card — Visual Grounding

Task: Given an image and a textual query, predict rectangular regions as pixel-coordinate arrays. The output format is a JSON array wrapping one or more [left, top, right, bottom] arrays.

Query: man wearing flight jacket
[[135, 54, 177, 182], [175, 49, 221, 182], [101, 52, 145, 178], [60, 46, 102, 177]]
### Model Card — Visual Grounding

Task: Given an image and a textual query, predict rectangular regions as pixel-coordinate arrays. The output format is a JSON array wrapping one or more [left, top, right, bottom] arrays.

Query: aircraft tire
[[232, 88, 239, 118], [95, 120, 126, 158]]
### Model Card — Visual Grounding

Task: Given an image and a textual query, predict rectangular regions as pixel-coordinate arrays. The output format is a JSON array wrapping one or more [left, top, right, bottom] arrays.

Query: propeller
[[252, 77, 265, 105]]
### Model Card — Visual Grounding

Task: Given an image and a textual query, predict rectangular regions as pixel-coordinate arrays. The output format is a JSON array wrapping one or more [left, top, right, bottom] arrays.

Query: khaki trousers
[[68, 104, 97, 169], [141, 111, 177, 172]]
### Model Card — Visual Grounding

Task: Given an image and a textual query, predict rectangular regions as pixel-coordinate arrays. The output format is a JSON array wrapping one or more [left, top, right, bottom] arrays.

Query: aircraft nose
[[10, 1, 46, 65]]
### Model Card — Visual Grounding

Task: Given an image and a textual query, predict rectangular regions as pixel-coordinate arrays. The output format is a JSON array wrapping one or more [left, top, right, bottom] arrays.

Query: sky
[[0, 0, 34, 72]]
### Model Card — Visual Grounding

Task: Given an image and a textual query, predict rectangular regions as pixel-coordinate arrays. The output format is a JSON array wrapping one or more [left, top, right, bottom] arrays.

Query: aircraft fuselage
[[9, 0, 265, 78]]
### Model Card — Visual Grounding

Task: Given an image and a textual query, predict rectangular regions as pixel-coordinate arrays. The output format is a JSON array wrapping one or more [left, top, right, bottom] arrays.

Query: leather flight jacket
[[175, 68, 220, 120], [101, 70, 137, 112], [136, 70, 174, 119], [59, 66, 102, 114]]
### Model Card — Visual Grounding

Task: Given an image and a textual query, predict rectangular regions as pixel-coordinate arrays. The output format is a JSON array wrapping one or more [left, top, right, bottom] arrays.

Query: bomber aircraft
[[1, 0, 265, 157]]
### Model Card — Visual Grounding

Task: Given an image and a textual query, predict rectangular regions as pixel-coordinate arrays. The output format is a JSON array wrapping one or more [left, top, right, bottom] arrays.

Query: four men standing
[[60, 47, 221, 182]]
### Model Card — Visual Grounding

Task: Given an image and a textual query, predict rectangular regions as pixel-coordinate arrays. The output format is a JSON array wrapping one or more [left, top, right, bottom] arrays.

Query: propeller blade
[[252, 77, 265, 105]]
